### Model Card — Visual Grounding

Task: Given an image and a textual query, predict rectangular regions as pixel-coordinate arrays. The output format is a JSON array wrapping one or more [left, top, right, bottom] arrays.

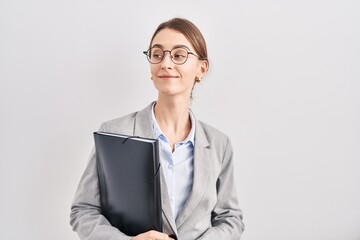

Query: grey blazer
[[70, 103, 244, 240]]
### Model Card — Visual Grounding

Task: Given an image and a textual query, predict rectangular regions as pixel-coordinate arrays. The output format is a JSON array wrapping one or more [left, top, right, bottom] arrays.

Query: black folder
[[94, 132, 162, 236]]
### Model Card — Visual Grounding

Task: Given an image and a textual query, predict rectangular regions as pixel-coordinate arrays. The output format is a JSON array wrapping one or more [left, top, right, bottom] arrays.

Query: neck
[[154, 95, 192, 149], [155, 95, 190, 129]]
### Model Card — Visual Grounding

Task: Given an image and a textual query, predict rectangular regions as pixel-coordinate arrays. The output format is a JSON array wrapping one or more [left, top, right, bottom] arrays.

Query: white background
[[1, 0, 359, 239]]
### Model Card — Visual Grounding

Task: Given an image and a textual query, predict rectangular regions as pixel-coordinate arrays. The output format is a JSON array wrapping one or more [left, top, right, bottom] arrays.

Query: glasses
[[143, 46, 198, 65]]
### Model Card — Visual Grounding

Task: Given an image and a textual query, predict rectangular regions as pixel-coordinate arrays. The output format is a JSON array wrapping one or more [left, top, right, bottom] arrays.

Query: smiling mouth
[[159, 75, 179, 79]]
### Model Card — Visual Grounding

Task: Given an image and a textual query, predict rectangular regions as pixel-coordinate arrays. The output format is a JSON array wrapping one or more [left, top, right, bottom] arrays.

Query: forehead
[[151, 28, 193, 50]]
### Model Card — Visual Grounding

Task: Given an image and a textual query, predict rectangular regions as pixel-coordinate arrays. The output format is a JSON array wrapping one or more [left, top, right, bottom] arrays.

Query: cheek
[[182, 67, 198, 79], [150, 65, 159, 76], [183, 62, 201, 76]]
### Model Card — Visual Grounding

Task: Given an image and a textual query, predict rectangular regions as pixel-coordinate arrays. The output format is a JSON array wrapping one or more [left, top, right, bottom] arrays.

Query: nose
[[161, 51, 174, 69]]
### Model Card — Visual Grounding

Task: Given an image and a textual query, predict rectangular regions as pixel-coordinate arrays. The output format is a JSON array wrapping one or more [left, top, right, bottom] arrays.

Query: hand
[[131, 230, 175, 240]]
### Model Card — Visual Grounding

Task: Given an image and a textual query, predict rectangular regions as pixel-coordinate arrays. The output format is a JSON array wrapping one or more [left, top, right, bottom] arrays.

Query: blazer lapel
[[159, 169, 178, 236], [133, 102, 178, 236], [175, 119, 211, 228]]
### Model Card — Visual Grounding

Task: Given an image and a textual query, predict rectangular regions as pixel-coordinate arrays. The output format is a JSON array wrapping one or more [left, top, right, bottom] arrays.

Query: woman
[[70, 18, 244, 240]]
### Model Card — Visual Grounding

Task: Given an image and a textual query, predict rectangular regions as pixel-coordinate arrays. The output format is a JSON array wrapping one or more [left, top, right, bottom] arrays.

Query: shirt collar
[[151, 102, 195, 145]]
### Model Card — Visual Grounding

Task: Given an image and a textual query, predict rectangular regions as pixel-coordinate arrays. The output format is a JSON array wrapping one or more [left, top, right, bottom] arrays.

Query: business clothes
[[70, 102, 244, 240]]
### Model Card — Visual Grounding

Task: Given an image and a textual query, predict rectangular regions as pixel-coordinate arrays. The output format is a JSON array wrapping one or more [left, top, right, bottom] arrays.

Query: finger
[[146, 230, 171, 240]]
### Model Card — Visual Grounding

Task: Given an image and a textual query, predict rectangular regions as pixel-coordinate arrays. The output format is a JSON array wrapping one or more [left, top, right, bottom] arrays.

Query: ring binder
[[94, 132, 162, 236]]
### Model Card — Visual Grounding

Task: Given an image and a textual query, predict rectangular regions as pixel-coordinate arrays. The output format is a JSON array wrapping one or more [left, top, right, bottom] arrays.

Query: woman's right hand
[[131, 230, 175, 240]]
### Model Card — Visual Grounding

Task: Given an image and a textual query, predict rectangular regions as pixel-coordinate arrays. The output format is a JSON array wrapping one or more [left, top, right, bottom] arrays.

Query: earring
[[150, 75, 153, 80], [195, 76, 202, 83]]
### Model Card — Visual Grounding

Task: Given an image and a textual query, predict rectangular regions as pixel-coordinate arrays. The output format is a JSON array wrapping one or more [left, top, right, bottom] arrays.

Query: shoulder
[[196, 120, 231, 151], [98, 111, 138, 135], [97, 102, 154, 135], [198, 120, 229, 140], [196, 120, 235, 171]]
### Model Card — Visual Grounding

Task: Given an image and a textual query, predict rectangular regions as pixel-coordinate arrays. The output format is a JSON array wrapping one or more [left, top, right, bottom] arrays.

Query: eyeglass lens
[[147, 47, 189, 64]]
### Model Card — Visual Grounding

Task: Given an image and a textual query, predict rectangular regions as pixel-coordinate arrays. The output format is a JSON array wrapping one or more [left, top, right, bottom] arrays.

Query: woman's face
[[149, 28, 207, 99]]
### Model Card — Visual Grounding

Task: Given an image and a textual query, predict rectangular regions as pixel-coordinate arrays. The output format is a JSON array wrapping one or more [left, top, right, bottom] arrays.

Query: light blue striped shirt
[[151, 104, 195, 220]]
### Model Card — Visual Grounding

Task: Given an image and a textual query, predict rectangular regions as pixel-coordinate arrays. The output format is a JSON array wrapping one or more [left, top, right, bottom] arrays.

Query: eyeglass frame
[[143, 46, 199, 65]]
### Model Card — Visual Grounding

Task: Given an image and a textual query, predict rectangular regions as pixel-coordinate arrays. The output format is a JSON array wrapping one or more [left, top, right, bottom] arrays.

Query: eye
[[173, 53, 186, 59], [172, 48, 187, 60], [151, 53, 163, 59], [150, 48, 163, 60]]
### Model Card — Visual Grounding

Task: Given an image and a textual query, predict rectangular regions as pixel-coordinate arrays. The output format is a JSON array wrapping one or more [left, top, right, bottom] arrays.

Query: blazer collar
[[132, 102, 211, 231]]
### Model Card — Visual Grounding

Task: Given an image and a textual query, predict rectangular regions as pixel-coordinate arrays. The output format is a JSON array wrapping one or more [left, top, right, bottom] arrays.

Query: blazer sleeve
[[197, 138, 245, 240], [70, 124, 132, 240]]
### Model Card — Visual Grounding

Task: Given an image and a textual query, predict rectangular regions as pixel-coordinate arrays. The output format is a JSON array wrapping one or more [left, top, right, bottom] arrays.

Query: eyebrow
[[151, 44, 191, 51]]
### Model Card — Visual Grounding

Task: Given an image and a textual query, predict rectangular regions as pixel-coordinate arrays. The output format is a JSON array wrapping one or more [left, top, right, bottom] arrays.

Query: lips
[[159, 75, 179, 79]]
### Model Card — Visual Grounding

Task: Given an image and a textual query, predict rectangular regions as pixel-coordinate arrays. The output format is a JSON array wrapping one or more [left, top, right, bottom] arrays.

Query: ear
[[197, 60, 209, 79]]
